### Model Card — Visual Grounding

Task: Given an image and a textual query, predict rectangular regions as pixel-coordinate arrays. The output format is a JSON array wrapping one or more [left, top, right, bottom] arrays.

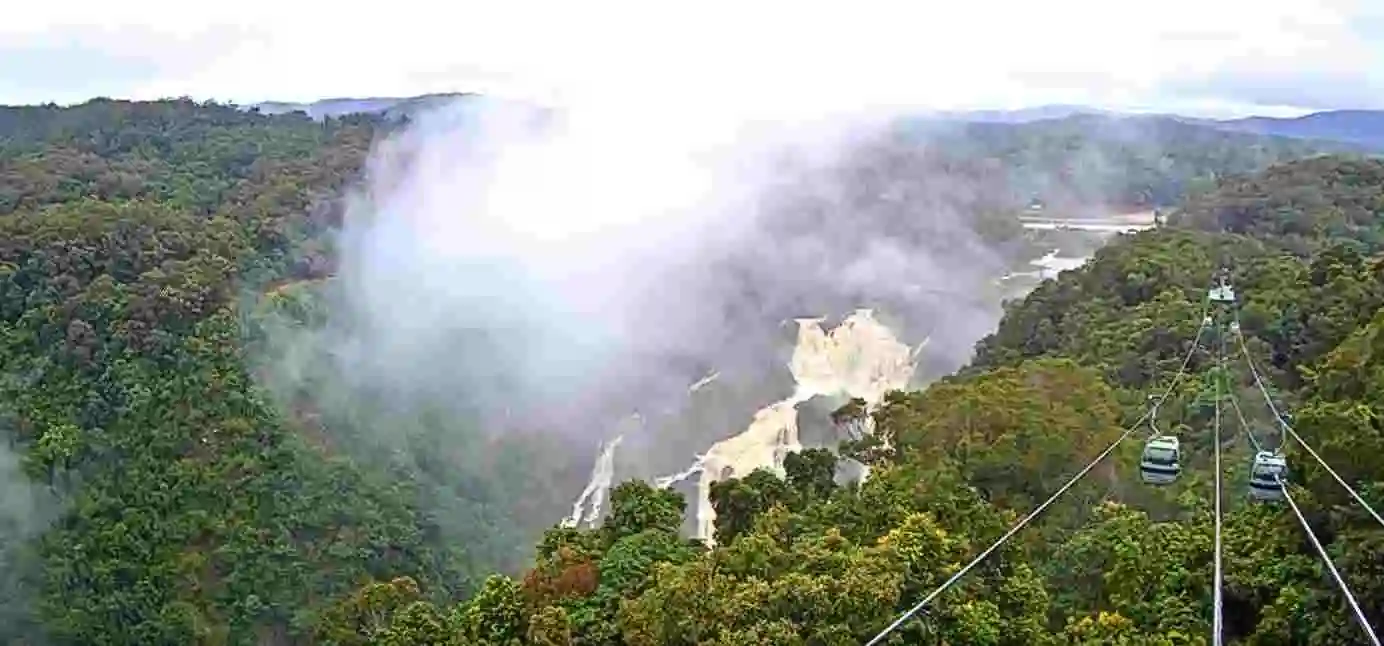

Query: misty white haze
[[4, 2, 1384, 643], [252, 87, 1029, 543], [321, 100, 906, 411], [8, 0, 1384, 118], [0, 443, 58, 628], [0, 445, 47, 539]]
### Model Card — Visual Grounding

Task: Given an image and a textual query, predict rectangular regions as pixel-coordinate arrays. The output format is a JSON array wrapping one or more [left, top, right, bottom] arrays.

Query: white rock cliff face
[[680, 310, 918, 543], [568, 309, 917, 543]]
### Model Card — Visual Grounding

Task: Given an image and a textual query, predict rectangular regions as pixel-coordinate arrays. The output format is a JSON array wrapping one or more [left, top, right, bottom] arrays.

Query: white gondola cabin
[[1209, 282, 1236, 304], [1140, 436, 1182, 485], [1248, 451, 1288, 501]]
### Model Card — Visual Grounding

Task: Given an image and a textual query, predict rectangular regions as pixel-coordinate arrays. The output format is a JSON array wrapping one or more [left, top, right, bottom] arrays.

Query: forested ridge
[[1, 98, 1382, 645], [907, 113, 1366, 211], [0, 99, 479, 645]]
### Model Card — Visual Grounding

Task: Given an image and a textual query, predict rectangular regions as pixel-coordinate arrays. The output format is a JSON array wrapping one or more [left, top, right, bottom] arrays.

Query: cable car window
[[1146, 447, 1177, 465]]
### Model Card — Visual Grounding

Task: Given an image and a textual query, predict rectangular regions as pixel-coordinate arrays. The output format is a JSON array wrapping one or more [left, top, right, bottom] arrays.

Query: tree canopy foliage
[[0, 99, 468, 645], [1171, 156, 1384, 255], [315, 144, 1384, 642], [912, 114, 1365, 211], [327, 159, 1384, 643], [2, 97, 1382, 644]]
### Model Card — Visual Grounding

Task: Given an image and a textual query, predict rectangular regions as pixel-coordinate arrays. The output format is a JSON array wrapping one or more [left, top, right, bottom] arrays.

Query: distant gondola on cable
[[1140, 436, 1182, 485], [1209, 276, 1236, 304], [1248, 451, 1289, 501]]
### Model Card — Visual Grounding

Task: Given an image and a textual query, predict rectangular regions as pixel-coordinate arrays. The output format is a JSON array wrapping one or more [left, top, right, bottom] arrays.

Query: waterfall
[[567, 309, 917, 540], [562, 433, 624, 528], [663, 309, 917, 543]]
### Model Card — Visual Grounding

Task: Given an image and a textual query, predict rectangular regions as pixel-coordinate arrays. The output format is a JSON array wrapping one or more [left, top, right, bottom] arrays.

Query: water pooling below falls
[[565, 309, 921, 544]]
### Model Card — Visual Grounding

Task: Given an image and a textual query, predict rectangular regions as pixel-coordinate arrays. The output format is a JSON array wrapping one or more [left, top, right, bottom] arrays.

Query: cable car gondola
[[1248, 451, 1288, 501], [1140, 436, 1182, 485], [1209, 278, 1236, 304]]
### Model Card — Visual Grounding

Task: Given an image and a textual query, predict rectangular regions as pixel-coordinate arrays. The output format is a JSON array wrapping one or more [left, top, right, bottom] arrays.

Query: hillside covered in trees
[[351, 158, 1384, 644], [0, 99, 490, 645], [1, 97, 1381, 645], [905, 113, 1367, 211]]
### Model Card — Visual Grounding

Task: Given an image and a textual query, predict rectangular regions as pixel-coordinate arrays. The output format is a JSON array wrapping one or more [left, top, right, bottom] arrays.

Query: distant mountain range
[[239, 95, 1384, 151], [931, 104, 1116, 124], [937, 105, 1384, 150], [1185, 110, 1384, 150], [242, 93, 479, 121]]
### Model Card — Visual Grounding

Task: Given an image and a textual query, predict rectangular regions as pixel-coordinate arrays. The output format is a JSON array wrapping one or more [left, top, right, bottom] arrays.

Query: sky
[[2, 0, 1382, 118]]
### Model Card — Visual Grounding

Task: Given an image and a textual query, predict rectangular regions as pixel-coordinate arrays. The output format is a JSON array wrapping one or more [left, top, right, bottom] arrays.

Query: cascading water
[[562, 214, 1153, 541], [567, 309, 918, 544], [688, 371, 721, 393], [562, 429, 625, 528]]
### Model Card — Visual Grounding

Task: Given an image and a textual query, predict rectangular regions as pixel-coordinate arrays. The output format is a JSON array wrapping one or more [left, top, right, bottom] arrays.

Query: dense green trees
[[1171, 156, 1384, 254], [324, 153, 1384, 643], [0, 100, 466, 644], [915, 114, 1364, 210], [4, 97, 1382, 644]]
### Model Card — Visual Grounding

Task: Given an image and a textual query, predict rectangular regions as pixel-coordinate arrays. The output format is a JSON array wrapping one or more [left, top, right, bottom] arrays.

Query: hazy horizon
[[6, 0, 1384, 120]]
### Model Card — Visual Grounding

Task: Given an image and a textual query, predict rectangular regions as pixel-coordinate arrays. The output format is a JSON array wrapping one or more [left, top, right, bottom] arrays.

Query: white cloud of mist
[[252, 90, 1016, 524], [300, 98, 923, 425], [0, 445, 47, 542], [0, 443, 58, 642], [216, 0, 1302, 544]]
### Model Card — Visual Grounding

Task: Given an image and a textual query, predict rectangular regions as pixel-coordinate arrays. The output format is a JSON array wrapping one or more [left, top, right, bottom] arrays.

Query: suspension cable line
[[1222, 319, 1264, 454], [1230, 309, 1287, 452], [1227, 391, 1263, 454], [864, 297, 1213, 646], [1278, 477, 1383, 646], [1145, 298, 1212, 439], [1211, 307, 1226, 646], [1226, 278, 1381, 644], [864, 423, 1142, 645], [1230, 311, 1384, 530]]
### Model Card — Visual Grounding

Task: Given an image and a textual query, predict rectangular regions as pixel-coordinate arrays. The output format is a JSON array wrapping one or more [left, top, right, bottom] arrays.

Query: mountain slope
[[913, 113, 1365, 210], [5, 98, 1384, 644], [243, 92, 477, 121], [227, 91, 1384, 152], [1206, 110, 1384, 149], [928, 106, 1384, 151], [329, 139, 1384, 643], [1170, 155, 1384, 255], [0, 100, 488, 645], [932, 104, 1112, 123]]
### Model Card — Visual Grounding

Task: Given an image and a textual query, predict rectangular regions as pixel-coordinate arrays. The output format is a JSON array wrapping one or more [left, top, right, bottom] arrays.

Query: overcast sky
[[3, 0, 1382, 118]]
